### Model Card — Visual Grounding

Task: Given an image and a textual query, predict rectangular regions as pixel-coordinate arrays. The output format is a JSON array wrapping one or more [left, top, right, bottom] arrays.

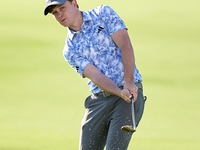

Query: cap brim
[[44, 0, 67, 15], [44, 6, 51, 15]]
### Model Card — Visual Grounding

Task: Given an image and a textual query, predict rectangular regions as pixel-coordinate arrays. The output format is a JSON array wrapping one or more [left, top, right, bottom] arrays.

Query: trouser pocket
[[84, 95, 92, 108]]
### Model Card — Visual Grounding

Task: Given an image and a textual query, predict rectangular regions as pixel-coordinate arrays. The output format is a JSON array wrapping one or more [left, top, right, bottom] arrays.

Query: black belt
[[95, 82, 143, 97]]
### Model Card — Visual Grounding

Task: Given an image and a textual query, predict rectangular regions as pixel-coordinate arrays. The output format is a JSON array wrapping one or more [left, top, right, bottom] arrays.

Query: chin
[[60, 23, 68, 27]]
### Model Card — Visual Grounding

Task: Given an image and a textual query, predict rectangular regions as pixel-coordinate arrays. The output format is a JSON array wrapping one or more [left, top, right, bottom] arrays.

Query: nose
[[58, 11, 63, 18]]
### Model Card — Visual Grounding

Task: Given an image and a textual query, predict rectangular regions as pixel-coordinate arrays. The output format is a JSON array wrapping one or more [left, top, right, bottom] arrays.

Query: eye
[[52, 11, 58, 15], [61, 6, 65, 10]]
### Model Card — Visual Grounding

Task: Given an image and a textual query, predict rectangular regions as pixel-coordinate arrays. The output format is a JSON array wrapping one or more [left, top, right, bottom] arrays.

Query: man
[[44, 0, 146, 149]]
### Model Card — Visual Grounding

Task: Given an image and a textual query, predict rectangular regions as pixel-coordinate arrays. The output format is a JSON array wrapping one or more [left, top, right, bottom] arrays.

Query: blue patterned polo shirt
[[63, 5, 142, 94]]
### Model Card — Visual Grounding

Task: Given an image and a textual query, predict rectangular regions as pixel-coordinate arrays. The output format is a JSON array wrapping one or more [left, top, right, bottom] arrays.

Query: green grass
[[1, 0, 200, 149]]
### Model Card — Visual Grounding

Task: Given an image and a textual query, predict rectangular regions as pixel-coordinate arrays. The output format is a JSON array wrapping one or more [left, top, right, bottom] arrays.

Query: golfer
[[44, 0, 146, 149]]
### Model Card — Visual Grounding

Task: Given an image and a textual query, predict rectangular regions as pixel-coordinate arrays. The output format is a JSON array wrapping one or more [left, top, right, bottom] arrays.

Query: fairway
[[1, 0, 200, 149]]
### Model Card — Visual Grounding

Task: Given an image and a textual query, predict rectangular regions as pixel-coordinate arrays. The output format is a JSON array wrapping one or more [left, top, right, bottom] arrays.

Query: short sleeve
[[63, 44, 90, 78], [100, 5, 127, 35]]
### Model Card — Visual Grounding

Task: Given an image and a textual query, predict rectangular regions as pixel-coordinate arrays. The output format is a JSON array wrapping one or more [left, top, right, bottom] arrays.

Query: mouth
[[61, 18, 66, 22]]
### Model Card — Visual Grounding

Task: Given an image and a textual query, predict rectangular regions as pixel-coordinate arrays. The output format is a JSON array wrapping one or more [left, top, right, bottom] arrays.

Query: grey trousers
[[79, 86, 145, 150]]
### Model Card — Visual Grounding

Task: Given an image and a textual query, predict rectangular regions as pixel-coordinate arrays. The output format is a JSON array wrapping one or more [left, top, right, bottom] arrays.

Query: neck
[[69, 11, 83, 32]]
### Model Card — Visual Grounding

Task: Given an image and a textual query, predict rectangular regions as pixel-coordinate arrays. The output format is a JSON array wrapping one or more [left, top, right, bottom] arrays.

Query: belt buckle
[[102, 91, 111, 97]]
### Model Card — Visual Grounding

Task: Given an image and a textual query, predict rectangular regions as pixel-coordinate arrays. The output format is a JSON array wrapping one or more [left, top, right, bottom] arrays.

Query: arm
[[83, 63, 132, 103], [111, 28, 138, 102]]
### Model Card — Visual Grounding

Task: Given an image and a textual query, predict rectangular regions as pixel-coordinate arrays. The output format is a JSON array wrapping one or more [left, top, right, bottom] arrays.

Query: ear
[[72, 0, 78, 9]]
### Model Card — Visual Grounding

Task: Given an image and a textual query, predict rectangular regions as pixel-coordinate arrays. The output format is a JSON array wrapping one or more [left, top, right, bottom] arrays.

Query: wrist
[[124, 79, 134, 85]]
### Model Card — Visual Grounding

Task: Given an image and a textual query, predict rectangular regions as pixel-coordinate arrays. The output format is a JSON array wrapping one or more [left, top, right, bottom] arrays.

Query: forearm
[[121, 44, 135, 84], [83, 63, 121, 97], [91, 73, 122, 96]]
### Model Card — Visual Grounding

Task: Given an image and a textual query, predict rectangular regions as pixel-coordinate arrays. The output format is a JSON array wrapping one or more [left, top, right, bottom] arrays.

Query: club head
[[121, 125, 136, 133]]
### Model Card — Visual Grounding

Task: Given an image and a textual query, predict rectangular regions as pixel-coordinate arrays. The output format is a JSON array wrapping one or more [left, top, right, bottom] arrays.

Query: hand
[[120, 89, 132, 103], [124, 82, 138, 102]]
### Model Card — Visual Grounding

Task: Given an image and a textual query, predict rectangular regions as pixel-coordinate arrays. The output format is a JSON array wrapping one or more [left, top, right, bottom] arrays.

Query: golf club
[[121, 95, 136, 132]]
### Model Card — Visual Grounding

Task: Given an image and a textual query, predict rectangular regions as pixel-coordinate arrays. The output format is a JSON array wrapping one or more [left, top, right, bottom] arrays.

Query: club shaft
[[131, 97, 136, 131]]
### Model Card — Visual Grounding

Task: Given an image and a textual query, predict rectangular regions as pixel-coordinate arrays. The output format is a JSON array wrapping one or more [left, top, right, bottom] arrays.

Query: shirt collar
[[67, 11, 92, 40]]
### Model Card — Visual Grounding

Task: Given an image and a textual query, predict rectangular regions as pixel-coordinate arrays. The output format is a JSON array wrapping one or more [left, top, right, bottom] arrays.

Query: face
[[51, 0, 78, 27]]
